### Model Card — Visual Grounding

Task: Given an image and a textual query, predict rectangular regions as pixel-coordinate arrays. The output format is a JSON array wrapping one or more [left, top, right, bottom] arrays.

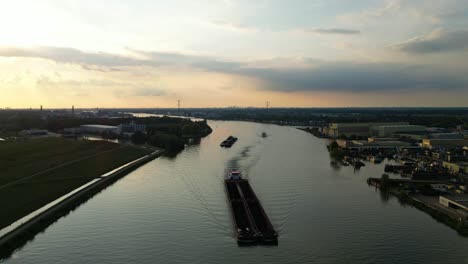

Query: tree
[[148, 133, 185, 153], [329, 140, 339, 150], [380, 174, 390, 190], [131, 131, 147, 145]]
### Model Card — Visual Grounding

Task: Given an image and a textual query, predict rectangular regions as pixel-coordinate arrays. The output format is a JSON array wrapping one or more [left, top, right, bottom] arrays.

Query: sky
[[0, 0, 467, 108]]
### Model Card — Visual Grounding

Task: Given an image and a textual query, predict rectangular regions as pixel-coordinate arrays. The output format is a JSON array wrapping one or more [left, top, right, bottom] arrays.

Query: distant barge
[[220, 136, 238, 148], [225, 170, 278, 245]]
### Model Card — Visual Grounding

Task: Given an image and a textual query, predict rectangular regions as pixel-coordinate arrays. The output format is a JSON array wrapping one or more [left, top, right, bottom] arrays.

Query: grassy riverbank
[[0, 138, 153, 230]]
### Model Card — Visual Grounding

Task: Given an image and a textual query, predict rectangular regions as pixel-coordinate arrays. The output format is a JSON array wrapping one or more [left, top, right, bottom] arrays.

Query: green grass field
[[0, 138, 153, 230]]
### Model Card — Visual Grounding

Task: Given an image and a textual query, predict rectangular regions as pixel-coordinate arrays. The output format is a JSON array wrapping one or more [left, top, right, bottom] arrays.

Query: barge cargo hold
[[237, 180, 277, 244], [225, 173, 278, 246], [225, 180, 257, 245]]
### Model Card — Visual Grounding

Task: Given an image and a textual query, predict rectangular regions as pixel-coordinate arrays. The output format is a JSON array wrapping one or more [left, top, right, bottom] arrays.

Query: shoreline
[[367, 177, 468, 236], [302, 129, 468, 237], [0, 149, 164, 260]]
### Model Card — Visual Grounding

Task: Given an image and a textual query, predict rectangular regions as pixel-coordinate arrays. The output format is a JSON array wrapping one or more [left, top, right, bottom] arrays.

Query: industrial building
[[117, 121, 146, 135], [77, 122, 146, 136], [327, 122, 409, 138], [80, 125, 118, 134], [20, 129, 49, 136], [429, 133, 464, 139], [439, 196, 468, 212], [336, 139, 417, 150], [443, 161, 468, 174], [422, 139, 468, 149], [395, 131, 430, 140], [370, 125, 427, 138]]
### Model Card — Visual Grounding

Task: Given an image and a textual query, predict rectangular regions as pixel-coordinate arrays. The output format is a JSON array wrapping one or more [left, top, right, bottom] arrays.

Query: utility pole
[[266, 101, 270, 109], [178, 100, 181, 112]]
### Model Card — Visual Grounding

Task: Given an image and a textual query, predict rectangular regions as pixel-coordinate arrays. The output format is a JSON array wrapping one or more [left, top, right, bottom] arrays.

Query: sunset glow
[[1, 0, 467, 108]]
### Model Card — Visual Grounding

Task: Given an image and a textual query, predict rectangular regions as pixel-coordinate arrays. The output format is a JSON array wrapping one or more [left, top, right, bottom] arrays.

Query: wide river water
[[4, 121, 468, 264]]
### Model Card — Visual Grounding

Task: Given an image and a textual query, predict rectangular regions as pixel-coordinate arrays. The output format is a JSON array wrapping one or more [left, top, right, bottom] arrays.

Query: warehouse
[[422, 139, 468, 149], [80, 124, 118, 134], [327, 122, 408, 138], [439, 196, 468, 212], [370, 125, 427, 137]]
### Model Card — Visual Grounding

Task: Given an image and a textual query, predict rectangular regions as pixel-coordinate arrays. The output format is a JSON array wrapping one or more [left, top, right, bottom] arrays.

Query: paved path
[[412, 194, 467, 219]]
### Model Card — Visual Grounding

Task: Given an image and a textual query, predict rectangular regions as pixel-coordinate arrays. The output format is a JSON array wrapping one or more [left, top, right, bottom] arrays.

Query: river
[[4, 121, 468, 264]]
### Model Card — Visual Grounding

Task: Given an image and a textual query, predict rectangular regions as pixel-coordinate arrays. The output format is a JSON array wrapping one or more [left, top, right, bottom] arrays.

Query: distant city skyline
[[0, 0, 467, 107]]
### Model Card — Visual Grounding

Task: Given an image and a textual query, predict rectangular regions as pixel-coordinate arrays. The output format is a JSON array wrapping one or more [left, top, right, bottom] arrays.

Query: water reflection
[[4, 121, 468, 264]]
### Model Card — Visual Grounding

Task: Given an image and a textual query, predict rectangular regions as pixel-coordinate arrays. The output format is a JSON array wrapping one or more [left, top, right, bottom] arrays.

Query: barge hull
[[237, 180, 278, 244], [225, 180, 257, 244], [225, 179, 278, 245]]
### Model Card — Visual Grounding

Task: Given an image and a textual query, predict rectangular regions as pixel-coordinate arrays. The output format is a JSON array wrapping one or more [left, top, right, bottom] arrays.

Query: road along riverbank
[[0, 150, 164, 260]]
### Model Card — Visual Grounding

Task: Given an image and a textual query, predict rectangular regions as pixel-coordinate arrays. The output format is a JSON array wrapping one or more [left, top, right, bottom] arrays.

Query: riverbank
[[303, 128, 468, 237], [0, 149, 164, 260], [0, 138, 154, 230], [3, 120, 468, 264], [296, 127, 325, 138], [367, 177, 468, 236]]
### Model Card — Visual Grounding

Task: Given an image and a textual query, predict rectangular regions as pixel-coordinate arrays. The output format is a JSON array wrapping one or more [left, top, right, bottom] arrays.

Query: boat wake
[[226, 142, 263, 180], [177, 166, 231, 236]]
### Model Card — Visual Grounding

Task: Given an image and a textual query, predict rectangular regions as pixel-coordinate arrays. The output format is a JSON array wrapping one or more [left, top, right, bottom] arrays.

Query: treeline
[[188, 108, 468, 129], [0, 111, 212, 154], [129, 131, 185, 153], [0, 111, 211, 135]]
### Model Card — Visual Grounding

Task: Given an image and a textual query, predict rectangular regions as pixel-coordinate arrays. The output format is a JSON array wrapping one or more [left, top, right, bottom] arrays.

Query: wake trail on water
[[222, 132, 302, 235], [226, 138, 264, 180], [177, 135, 266, 236], [177, 166, 231, 235], [276, 187, 301, 234]]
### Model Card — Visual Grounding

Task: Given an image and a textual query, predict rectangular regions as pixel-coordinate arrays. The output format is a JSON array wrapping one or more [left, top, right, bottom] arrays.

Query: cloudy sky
[[0, 0, 467, 108]]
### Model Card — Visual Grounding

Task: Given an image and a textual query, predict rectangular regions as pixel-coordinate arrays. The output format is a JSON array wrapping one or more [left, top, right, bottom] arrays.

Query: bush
[[380, 174, 390, 190], [148, 133, 185, 153], [131, 131, 147, 145]]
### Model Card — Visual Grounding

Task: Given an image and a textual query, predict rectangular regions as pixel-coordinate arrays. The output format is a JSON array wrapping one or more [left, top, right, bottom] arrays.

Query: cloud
[[304, 28, 360, 35], [236, 62, 467, 93], [36, 76, 124, 87], [208, 20, 255, 32], [0, 45, 244, 73], [393, 29, 468, 54], [0, 46, 155, 67], [1, 45, 467, 94], [81, 65, 124, 72], [132, 87, 166, 97], [35, 76, 168, 98], [338, 0, 403, 24], [129, 49, 244, 72]]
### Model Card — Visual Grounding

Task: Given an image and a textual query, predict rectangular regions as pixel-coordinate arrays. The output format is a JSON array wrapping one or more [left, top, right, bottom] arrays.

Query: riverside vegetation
[[0, 138, 153, 230], [0, 110, 212, 154]]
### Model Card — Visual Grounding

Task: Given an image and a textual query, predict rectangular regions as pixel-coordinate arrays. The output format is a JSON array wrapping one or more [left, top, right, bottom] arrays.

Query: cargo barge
[[225, 169, 278, 246], [220, 136, 238, 148]]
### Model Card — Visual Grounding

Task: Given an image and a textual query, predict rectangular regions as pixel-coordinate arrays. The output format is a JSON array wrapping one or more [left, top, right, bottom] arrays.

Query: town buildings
[[422, 139, 468, 149], [327, 122, 409, 138], [370, 125, 426, 137]]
